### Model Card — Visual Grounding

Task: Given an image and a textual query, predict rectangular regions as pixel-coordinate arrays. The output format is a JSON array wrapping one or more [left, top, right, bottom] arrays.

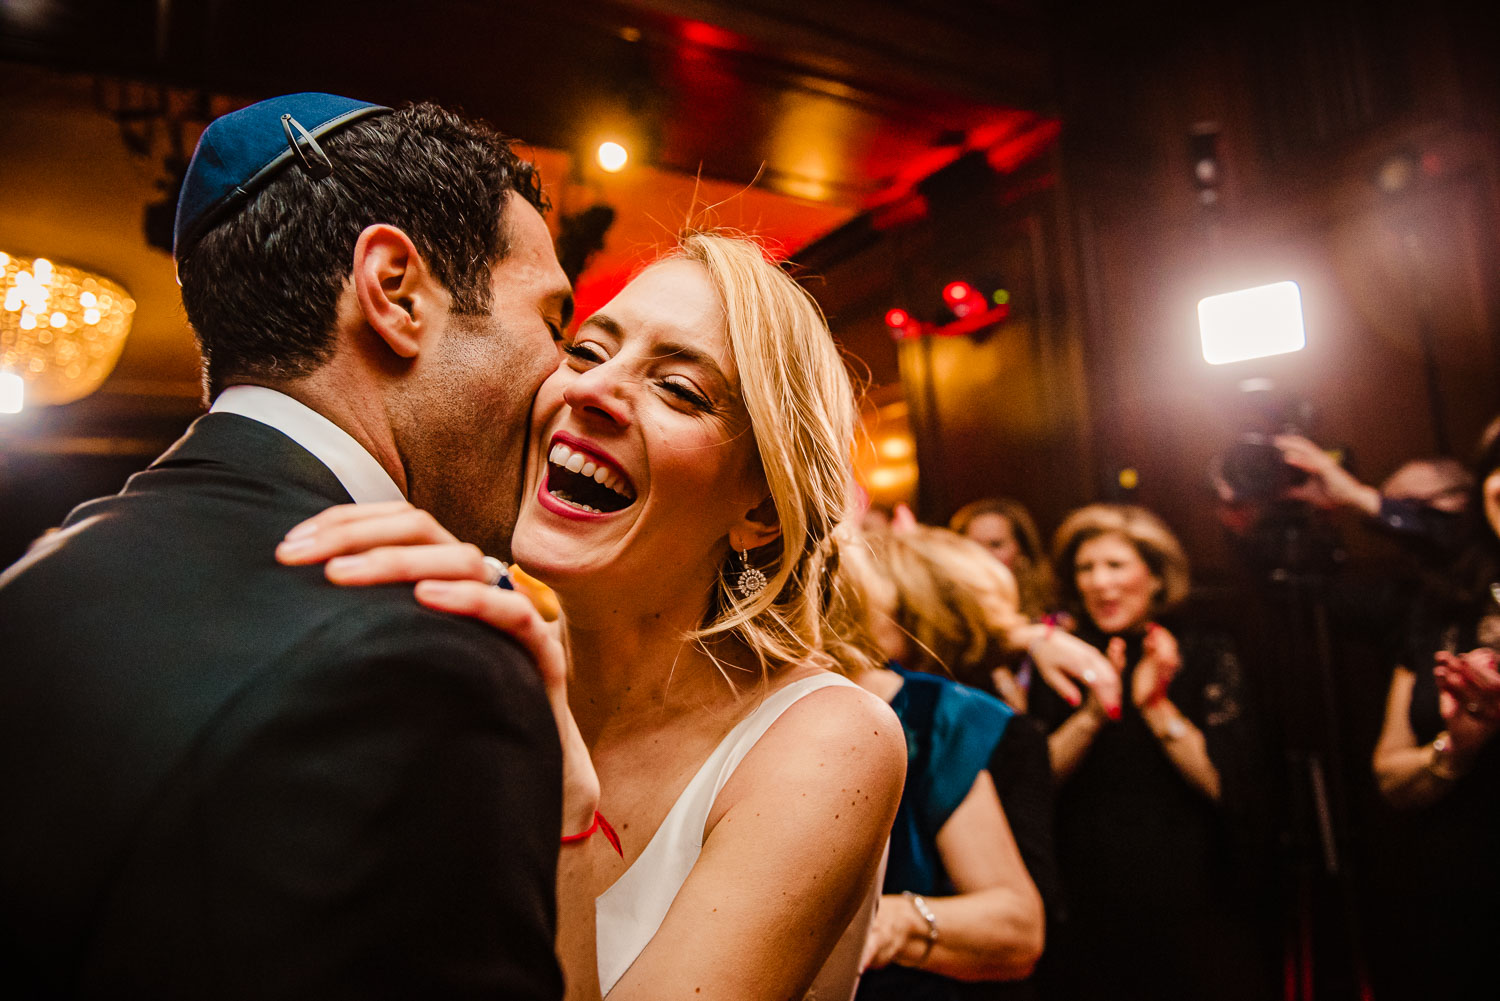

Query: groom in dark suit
[[0, 95, 573, 998]]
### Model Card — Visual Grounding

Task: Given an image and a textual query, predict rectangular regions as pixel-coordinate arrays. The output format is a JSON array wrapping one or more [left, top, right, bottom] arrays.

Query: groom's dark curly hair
[[179, 102, 547, 398]]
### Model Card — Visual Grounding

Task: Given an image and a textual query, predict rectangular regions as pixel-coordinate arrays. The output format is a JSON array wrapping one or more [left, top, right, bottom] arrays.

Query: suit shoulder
[[279, 593, 541, 688]]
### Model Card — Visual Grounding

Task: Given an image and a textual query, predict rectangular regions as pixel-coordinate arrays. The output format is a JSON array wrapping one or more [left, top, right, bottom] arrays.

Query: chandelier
[[1, 251, 135, 412]]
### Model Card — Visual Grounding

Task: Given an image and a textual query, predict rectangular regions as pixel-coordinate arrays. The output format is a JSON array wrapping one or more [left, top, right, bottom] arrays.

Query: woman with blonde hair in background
[[1028, 504, 1267, 1001], [277, 231, 906, 1001]]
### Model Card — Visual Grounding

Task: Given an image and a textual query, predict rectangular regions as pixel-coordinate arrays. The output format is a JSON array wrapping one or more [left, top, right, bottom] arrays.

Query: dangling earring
[[736, 550, 767, 598]]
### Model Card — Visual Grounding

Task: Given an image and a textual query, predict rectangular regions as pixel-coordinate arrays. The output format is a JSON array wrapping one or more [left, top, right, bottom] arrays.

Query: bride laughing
[[283, 232, 907, 1001]]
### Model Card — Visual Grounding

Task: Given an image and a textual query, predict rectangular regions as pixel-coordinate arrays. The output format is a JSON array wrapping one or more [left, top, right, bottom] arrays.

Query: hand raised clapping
[[1126, 623, 1182, 709], [1434, 647, 1500, 762]]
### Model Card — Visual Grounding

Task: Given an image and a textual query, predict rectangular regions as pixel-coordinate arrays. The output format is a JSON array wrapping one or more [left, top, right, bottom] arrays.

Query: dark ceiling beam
[[598, 0, 1054, 112], [0, 0, 1056, 210]]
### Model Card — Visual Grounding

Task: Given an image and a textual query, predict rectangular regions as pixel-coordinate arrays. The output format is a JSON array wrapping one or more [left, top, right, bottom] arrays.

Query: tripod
[[1242, 507, 1372, 1001]]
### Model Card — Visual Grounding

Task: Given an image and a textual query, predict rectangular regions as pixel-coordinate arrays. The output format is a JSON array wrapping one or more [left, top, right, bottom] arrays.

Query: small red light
[[885, 308, 910, 328], [943, 281, 973, 304]]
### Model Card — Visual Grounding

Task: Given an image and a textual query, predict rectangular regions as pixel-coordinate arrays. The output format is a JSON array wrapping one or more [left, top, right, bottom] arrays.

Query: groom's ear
[[730, 495, 782, 552], [351, 224, 444, 359]]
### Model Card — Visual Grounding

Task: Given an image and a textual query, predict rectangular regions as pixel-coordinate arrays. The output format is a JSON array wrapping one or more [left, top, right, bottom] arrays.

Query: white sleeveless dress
[[595, 673, 879, 1000]]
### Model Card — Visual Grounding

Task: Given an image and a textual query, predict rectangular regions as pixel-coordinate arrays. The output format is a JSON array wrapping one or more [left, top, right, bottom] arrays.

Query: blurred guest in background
[[1368, 415, 1500, 1000], [1029, 505, 1267, 1001], [950, 498, 1057, 621], [950, 499, 1062, 711], [843, 528, 1047, 1000]]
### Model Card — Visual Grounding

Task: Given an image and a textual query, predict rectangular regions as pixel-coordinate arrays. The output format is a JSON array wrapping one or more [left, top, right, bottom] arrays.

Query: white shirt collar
[[210, 385, 406, 504]]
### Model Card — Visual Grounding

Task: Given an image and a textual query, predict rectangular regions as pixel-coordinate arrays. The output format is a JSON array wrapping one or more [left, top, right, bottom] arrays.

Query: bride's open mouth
[[541, 437, 637, 515]]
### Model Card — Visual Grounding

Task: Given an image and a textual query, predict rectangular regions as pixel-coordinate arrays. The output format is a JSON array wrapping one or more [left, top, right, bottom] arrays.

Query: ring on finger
[[482, 556, 514, 590]]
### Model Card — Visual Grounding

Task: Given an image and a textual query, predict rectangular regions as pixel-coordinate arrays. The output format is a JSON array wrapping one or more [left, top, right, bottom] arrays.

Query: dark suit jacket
[[0, 413, 563, 999]]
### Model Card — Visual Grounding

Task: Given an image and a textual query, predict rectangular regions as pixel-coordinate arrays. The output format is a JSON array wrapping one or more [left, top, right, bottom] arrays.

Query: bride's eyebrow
[[577, 313, 623, 340]]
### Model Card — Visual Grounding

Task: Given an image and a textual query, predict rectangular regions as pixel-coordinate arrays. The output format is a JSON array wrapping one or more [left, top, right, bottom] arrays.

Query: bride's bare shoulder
[[722, 673, 906, 813]]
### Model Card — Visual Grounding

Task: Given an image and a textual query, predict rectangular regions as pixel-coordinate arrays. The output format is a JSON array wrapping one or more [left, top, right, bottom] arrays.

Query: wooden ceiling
[[1, 0, 1055, 208], [0, 0, 1056, 452]]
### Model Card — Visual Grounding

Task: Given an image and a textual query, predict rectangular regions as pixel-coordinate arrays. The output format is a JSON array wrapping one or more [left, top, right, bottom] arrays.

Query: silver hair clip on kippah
[[281, 114, 334, 180]]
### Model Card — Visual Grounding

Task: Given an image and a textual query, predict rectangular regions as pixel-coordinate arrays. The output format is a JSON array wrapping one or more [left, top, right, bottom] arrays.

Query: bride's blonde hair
[[667, 232, 875, 680]]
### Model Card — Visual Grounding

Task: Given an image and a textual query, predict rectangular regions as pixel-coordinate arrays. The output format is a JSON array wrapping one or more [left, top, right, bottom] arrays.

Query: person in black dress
[[1029, 504, 1268, 1001], [1369, 415, 1500, 1000]]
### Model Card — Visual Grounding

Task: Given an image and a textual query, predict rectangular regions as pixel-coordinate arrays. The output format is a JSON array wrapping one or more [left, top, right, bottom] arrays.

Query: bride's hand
[[278, 500, 487, 586], [277, 502, 600, 833]]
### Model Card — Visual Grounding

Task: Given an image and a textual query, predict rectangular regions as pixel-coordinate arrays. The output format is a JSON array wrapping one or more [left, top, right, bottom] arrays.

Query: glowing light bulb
[[79, 291, 96, 307], [597, 141, 628, 173], [19, 311, 37, 330], [943, 281, 974, 304], [84, 308, 101, 325]]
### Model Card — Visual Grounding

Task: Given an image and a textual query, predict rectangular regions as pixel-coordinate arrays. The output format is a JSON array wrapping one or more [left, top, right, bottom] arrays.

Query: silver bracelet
[[902, 890, 939, 966]]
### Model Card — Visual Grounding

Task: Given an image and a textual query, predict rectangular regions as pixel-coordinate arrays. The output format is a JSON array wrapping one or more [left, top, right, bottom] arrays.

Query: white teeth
[[546, 440, 636, 503]]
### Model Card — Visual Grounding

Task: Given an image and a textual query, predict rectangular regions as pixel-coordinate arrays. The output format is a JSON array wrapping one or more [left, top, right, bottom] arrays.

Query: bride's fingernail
[[284, 522, 318, 542], [327, 556, 367, 575], [277, 537, 314, 558]]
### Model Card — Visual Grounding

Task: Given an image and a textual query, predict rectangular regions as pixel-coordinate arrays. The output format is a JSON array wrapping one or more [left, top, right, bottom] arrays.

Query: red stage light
[[943, 281, 974, 304], [885, 308, 910, 328]]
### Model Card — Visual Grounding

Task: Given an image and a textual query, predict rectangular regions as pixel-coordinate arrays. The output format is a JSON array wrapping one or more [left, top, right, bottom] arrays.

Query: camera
[[1218, 434, 1310, 502], [1212, 380, 1343, 579], [1212, 379, 1320, 503]]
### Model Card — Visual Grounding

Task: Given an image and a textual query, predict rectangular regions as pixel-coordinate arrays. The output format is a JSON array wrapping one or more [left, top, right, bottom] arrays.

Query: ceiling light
[[1, 252, 135, 408], [597, 141, 629, 173]]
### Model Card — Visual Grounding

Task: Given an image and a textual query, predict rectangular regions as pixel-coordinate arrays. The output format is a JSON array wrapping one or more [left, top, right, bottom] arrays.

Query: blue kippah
[[173, 92, 391, 261]]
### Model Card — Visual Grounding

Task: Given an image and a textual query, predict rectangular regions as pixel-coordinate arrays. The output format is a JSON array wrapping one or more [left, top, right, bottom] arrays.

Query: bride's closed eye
[[659, 376, 712, 410], [564, 339, 714, 411], [563, 340, 607, 364]]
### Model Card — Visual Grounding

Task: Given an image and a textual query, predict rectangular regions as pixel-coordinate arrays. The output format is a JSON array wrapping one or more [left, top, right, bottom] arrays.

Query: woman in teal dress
[[847, 527, 1051, 1001]]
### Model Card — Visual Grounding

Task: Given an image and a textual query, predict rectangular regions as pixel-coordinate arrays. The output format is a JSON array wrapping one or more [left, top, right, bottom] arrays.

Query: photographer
[[1274, 435, 1471, 557]]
